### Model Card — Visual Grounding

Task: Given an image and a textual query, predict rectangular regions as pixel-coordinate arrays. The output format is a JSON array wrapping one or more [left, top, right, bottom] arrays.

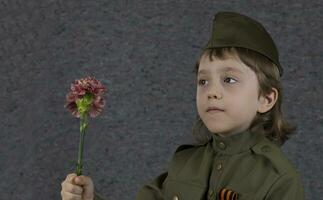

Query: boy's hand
[[61, 173, 95, 200]]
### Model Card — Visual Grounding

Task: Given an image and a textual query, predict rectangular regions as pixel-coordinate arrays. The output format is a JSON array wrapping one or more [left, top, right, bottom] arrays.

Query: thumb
[[73, 175, 88, 186], [73, 175, 93, 187], [73, 175, 94, 194]]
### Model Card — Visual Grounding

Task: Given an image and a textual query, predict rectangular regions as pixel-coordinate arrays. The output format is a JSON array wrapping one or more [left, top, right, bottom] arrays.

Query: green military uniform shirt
[[134, 128, 305, 200]]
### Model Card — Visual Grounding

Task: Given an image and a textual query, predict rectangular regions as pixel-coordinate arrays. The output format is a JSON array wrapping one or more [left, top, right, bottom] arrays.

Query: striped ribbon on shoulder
[[218, 187, 238, 200]]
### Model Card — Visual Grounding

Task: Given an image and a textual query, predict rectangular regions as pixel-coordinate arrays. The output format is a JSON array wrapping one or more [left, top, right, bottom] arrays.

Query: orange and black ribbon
[[218, 187, 238, 200]]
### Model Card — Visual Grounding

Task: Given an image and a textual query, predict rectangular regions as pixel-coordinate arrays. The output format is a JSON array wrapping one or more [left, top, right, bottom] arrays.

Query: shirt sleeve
[[265, 172, 305, 200], [135, 171, 168, 200]]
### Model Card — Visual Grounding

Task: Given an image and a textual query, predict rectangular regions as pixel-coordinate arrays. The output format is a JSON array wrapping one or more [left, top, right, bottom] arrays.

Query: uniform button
[[261, 145, 271, 153], [216, 163, 222, 170], [218, 141, 226, 149], [172, 195, 179, 200]]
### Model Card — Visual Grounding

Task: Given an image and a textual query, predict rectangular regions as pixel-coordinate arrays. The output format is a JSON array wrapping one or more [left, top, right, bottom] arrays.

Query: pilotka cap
[[203, 11, 284, 77]]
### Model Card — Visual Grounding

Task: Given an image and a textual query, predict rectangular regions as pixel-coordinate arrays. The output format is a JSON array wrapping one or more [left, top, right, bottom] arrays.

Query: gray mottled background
[[0, 0, 322, 199]]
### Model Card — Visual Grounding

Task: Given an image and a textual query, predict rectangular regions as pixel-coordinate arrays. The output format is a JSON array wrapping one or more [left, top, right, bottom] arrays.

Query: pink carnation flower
[[64, 76, 107, 118]]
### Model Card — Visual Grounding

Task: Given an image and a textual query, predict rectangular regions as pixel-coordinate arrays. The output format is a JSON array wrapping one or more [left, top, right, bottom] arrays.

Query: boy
[[61, 11, 305, 200]]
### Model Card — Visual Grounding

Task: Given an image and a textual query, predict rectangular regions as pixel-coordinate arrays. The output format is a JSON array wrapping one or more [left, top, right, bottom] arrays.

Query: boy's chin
[[203, 123, 227, 134]]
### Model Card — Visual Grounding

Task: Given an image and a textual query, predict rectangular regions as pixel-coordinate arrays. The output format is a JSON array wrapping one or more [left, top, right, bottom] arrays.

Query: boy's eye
[[224, 77, 237, 84], [198, 79, 207, 85]]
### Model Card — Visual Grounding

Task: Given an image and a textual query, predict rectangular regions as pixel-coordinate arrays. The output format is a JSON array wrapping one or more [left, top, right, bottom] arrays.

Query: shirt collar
[[211, 127, 266, 155]]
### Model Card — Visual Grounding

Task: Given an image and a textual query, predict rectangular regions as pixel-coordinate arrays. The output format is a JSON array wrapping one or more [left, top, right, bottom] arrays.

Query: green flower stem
[[75, 93, 92, 176], [76, 112, 88, 176]]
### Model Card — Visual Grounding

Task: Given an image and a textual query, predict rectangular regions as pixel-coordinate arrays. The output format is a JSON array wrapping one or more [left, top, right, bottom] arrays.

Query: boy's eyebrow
[[198, 67, 244, 75]]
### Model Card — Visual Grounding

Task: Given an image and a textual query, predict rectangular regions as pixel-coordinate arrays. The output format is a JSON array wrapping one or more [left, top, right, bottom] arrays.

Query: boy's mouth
[[207, 109, 224, 113], [206, 106, 224, 112]]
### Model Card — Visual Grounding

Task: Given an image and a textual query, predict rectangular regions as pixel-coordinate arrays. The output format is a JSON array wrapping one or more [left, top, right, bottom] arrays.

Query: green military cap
[[203, 11, 284, 77]]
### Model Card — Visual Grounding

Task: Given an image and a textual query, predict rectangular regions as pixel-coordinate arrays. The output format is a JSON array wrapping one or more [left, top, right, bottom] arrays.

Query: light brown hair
[[192, 47, 297, 147]]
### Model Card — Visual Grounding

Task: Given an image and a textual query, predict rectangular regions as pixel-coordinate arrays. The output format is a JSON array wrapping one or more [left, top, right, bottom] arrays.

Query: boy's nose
[[207, 90, 223, 100], [205, 83, 222, 99]]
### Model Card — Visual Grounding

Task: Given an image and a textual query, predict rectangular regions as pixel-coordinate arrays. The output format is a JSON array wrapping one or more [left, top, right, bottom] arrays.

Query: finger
[[61, 190, 82, 200], [66, 173, 77, 182], [73, 175, 93, 186], [65, 182, 84, 194]]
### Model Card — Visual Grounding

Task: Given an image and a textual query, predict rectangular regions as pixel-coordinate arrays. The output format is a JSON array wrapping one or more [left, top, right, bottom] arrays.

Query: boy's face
[[196, 52, 262, 137]]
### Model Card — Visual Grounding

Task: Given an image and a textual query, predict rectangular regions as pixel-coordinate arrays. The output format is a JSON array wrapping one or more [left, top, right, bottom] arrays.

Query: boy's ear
[[257, 87, 278, 113]]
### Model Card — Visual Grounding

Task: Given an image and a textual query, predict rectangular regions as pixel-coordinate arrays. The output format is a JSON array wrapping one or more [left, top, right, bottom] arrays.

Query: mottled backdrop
[[0, 0, 322, 199]]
